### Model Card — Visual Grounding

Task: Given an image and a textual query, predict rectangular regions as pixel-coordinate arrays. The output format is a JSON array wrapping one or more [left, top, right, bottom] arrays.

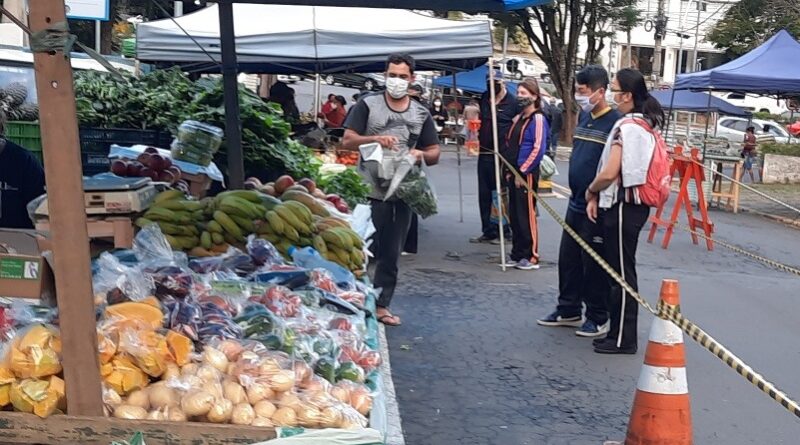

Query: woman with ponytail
[[584, 69, 665, 354]]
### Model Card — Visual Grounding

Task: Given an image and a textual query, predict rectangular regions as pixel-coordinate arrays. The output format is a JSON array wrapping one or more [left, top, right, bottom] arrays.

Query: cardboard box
[[0, 229, 55, 300]]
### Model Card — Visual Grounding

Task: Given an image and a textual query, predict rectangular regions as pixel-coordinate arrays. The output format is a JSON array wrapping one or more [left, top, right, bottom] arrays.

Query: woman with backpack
[[504, 79, 549, 270], [585, 68, 667, 355]]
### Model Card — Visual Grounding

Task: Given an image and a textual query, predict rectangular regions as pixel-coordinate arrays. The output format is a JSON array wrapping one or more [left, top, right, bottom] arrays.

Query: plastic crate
[[5, 121, 42, 162], [78, 127, 173, 175]]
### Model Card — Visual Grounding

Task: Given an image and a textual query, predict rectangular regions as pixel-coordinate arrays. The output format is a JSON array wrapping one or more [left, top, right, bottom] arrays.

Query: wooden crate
[[0, 412, 277, 444], [182, 171, 213, 198], [35, 217, 134, 250]]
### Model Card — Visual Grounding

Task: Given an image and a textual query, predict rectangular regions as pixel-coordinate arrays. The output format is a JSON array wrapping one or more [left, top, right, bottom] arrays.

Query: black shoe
[[593, 339, 637, 355], [470, 234, 496, 244], [592, 337, 606, 347], [536, 311, 583, 327]]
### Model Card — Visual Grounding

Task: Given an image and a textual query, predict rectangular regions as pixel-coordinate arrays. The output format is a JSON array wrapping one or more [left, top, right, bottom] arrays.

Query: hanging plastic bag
[[93, 252, 153, 304], [490, 188, 509, 225], [539, 154, 559, 180], [394, 161, 438, 219]]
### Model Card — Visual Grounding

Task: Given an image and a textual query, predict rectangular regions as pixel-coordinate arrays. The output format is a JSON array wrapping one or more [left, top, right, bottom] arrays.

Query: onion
[[350, 392, 372, 416], [223, 380, 247, 405], [165, 406, 187, 422], [231, 403, 255, 425], [277, 392, 301, 410], [271, 407, 297, 426], [149, 385, 179, 409], [319, 406, 343, 428], [197, 364, 222, 384], [246, 382, 274, 405], [147, 409, 166, 421], [330, 386, 350, 403], [126, 390, 150, 411], [252, 417, 275, 427], [216, 340, 244, 362], [181, 363, 199, 376], [268, 370, 295, 393], [203, 347, 230, 373], [296, 404, 323, 428], [163, 363, 181, 381]]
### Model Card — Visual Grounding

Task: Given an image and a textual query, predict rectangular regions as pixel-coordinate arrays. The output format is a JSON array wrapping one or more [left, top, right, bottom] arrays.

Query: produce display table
[[35, 216, 135, 249], [707, 154, 743, 213]]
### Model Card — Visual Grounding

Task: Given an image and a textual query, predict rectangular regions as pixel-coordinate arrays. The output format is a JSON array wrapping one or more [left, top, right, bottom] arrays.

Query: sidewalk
[[735, 183, 800, 228]]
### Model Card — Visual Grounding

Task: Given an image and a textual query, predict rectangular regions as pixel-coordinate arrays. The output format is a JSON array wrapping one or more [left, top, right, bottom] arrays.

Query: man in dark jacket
[[471, 70, 518, 244], [0, 113, 46, 229]]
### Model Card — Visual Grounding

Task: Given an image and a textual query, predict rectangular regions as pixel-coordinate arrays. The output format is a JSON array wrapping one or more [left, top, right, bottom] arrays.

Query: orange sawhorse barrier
[[647, 146, 714, 251]]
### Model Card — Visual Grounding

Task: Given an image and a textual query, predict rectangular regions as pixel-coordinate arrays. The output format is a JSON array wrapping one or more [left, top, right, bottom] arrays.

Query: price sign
[[65, 0, 110, 21]]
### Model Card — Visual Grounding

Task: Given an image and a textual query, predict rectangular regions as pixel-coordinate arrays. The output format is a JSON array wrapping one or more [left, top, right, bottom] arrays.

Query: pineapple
[[2, 82, 28, 108], [17, 103, 38, 121]]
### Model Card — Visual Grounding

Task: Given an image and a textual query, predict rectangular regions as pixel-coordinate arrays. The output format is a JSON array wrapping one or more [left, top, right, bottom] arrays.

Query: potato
[[223, 381, 247, 405], [203, 347, 229, 373], [216, 340, 244, 362], [165, 406, 187, 422], [246, 382, 274, 405], [126, 390, 150, 411], [114, 404, 147, 420], [252, 417, 275, 427], [271, 407, 297, 427], [180, 390, 215, 417], [350, 392, 372, 416], [253, 400, 277, 419], [206, 398, 234, 423], [163, 363, 181, 381], [147, 409, 166, 421], [268, 370, 295, 393], [181, 363, 199, 376], [330, 386, 350, 403], [277, 392, 301, 410], [148, 385, 178, 409], [319, 406, 343, 428], [296, 404, 323, 428], [197, 364, 223, 384], [231, 403, 255, 425]]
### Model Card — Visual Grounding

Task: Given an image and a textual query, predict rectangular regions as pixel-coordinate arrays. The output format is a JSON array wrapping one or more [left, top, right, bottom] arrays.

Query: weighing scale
[[35, 176, 158, 216]]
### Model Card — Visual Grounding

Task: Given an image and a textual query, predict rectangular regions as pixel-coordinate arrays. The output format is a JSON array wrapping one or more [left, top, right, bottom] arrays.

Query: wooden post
[[28, 0, 104, 415]]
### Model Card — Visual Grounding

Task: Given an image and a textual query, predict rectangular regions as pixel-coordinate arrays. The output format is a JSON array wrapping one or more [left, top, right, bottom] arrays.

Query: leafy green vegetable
[[395, 167, 438, 218], [318, 168, 371, 207]]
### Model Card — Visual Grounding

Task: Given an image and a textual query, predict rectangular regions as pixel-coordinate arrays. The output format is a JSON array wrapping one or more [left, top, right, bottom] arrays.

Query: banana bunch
[[135, 190, 206, 251], [258, 202, 316, 256], [196, 190, 268, 254], [313, 218, 365, 272]]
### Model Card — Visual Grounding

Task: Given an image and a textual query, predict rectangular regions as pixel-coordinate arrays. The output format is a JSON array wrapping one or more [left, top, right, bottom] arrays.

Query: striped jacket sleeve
[[518, 113, 549, 174]]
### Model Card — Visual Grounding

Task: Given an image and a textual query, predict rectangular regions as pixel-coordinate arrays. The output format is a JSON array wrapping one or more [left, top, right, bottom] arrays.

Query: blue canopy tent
[[433, 65, 519, 95], [674, 30, 800, 96], [651, 90, 749, 116]]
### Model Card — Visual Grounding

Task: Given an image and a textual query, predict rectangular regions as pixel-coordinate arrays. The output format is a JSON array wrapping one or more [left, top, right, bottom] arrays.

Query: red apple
[[126, 161, 143, 177], [137, 152, 152, 167], [140, 167, 159, 181], [149, 154, 166, 172], [167, 166, 182, 182], [326, 194, 342, 204], [111, 160, 128, 176], [274, 175, 295, 195], [144, 146, 159, 154], [298, 178, 317, 194]]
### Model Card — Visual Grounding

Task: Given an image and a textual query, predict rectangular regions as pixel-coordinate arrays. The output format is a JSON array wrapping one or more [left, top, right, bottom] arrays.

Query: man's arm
[[410, 115, 441, 166], [341, 99, 398, 150]]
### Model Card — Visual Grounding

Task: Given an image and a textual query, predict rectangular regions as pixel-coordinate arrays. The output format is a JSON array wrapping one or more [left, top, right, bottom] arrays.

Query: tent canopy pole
[[702, 88, 712, 159], [453, 72, 463, 223], [488, 59, 507, 270], [219, 0, 245, 189]]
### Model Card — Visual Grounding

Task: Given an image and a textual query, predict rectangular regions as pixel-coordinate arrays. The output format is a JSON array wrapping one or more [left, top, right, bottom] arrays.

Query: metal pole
[[652, 0, 667, 83], [488, 59, 507, 270], [702, 89, 712, 159], [691, 1, 702, 73], [94, 20, 101, 53], [314, 74, 321, 121], [454, 72, 463, 223], [218, 0, 245, 189], [502, 28, 509, 62]]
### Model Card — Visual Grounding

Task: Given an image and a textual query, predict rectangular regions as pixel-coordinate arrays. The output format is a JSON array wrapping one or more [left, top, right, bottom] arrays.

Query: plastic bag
[[247, 236, 285, 268], [133, 224, 188, 269], [539, 154, 559, 180], [3, 324, 62, 379], [490, 188, 509, 225], [393, 161, 438, 219], [94, 252, 153, 303]]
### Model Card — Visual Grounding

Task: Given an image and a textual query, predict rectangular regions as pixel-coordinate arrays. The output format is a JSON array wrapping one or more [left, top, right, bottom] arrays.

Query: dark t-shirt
[[0, 139, 46, 229], [479, 90, 518, 156], [344, 92, 438, 200]]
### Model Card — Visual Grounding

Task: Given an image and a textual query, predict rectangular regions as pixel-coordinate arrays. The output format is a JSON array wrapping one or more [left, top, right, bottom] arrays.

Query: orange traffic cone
[[624, 279, 692, 445]]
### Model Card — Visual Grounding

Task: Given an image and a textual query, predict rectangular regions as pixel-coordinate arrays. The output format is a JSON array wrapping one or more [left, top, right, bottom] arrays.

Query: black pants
[[556, 208, 609, 324], [602, 201, 650, 349], [403, 213, 418, 254], [370, 199, 413, 309], [507, 173, 539, 262], [478, 155, 502, 238]]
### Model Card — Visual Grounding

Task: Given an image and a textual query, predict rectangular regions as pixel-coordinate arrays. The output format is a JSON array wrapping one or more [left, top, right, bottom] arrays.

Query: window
[[727, 93, 746, 100], [523, 60, 533, 65], [732, 121, 750, 132], [764, 125, 787, 138], [721, 119, 739, 130]]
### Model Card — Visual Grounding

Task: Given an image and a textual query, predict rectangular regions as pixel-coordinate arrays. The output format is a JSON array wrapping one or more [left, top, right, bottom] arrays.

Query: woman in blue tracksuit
[[504, 79, 548, 270]]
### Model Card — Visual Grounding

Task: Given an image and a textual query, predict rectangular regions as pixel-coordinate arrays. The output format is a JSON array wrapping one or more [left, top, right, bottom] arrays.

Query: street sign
[[65, 0, 110, 21]]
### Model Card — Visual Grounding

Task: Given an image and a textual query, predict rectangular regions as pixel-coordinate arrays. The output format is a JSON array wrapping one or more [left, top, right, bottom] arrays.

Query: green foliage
[[318, 169, 371, 207], [761, 143, 800, 157], [707, 0, 800, 56]]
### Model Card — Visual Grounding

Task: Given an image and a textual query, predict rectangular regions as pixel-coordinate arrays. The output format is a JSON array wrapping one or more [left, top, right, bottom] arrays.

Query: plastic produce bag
[[490, 188, 509, 225], [94, 252, 153, 303], [3, 324, 62, 379], [133, 224, 188, 269], [393, 162, 438, 219], [539, 154, 559, 180]]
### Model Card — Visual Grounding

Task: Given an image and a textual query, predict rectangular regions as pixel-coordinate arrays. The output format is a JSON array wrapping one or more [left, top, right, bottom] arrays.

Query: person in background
[[538, 65, 619, 338], [471, 70, 518, 245], [319, 95, 347, 128], [0, 112, 46, 229], [548, 100, 564, 157], [342, 53, 441, 327], [463, 99, 480, 121], [740, 126, 760, 183], [268, 81, 300, 124], [321, 94, 336, 116], [585, 68, 664, 354], [503, 79, 548, 270], [430, 97, 449, 134]]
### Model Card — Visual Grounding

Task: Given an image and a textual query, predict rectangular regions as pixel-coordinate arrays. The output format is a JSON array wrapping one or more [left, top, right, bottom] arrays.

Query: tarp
[[674, 29, 800, 95], [651, 90, 750, 116], [242, 0, 549, 12], [136, 4, 493, 74], [433, 65, 519, 95]]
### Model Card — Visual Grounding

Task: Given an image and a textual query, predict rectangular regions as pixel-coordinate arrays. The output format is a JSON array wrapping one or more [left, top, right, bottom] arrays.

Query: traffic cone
[[624, 279, 692, 445]]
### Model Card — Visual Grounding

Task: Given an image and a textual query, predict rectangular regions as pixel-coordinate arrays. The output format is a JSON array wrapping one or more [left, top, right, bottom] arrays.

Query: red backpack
[[621, 117, 671, 207]]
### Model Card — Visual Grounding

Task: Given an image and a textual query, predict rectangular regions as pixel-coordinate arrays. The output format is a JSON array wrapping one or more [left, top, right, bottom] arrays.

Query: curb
[[738, 205, 800, 230], [379, 324, 405, 445]]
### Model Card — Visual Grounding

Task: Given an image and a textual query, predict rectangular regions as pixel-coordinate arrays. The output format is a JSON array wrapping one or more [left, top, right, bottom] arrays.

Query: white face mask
[[574, 92, 597, 113], [385, 77, 410, 99], [434, 101, 442, 106], [608, 93, 619, 109]]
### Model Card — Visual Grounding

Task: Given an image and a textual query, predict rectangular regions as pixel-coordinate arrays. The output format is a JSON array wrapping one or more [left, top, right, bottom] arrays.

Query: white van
[[715, 92, 788, 115]]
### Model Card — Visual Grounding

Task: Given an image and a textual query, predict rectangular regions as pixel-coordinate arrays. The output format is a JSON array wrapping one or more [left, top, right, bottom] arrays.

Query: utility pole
[[652, 0, 668, 84], [690, 1, 704, 72]]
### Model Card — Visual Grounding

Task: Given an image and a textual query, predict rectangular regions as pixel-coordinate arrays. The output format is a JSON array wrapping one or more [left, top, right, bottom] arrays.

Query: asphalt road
[[385, 150, 800, 444]]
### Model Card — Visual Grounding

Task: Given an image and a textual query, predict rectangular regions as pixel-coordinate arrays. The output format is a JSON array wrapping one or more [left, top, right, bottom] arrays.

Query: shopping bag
[[490, 188, 509, 225]]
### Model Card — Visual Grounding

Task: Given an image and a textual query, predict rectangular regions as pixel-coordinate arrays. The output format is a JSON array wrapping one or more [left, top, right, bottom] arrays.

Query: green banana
[[282, 201, 313, 225], [211, 232, 225, 245], [207, 220, 224, 234], [265, 211, 286, 235], [350, 248, 364, 267], [283, 225, 300, 243], [275, 205, 310, 235], [313, 235, 328, 254], [217, 190, 263, 203], [213, 211, 244, 241], [200, 231, 212, 249], [230, 215, 256, 234], [220, 196, 261, 219], [134, 217, 156, 228], [321, 229, 350, 250], [154, 189, 185, 204]]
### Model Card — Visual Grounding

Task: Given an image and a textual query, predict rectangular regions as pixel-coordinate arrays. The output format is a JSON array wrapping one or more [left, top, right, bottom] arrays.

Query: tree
[[707, 0, 800, 56], [615, 5, 644, 68], [582, 0, 639, 69]]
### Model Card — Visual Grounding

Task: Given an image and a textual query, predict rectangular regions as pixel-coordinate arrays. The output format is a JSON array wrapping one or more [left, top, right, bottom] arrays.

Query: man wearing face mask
[[471, 70, 518, 244], [538, 65, 621, 338], [342, 53, 441, 327]]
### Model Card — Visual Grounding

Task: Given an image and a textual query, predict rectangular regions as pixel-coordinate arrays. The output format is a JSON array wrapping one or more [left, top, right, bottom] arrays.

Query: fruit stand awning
[[136, 4, 493, 73], [225, 0, 548, 12], [651, 90, 750, 116], [674, 29, 800, 96]]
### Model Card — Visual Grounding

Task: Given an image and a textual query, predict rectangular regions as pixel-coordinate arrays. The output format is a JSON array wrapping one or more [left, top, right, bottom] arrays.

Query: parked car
[[715, 92, 789, 115], [320, 73, 385, 91], [277, 75, 300, 83], [716, 117, 798, 145], [500, 57, 537, 80]]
